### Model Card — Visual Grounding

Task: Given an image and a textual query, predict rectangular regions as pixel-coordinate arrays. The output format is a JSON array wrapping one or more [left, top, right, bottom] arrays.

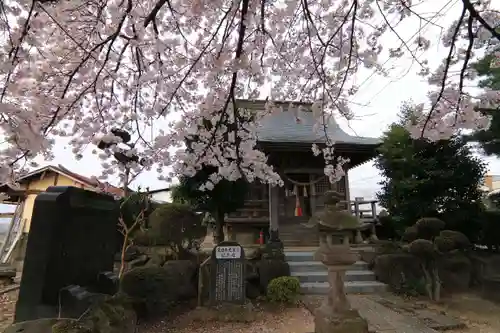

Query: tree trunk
[[421, 263, 433, 300], [213, 210, 225, 244], [431, 265, 441, 302]]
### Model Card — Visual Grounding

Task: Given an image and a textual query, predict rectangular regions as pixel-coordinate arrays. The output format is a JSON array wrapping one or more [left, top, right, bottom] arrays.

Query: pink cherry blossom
[[0, 0, 498, 188]]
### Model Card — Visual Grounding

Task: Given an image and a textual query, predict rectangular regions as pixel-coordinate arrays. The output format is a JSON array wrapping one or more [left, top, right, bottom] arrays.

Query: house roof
[[0, 165, 126, 198], [147, 187, 171, 195], [237, 99, 381, 146]]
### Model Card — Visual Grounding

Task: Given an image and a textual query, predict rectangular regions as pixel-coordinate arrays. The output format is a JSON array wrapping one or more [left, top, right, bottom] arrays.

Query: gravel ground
[[0, 287, 17, 332], [3, 290, 499, 333], [0, 290, 314, 333], [138, 306, 314, 333], [420, 293, 500, 333]]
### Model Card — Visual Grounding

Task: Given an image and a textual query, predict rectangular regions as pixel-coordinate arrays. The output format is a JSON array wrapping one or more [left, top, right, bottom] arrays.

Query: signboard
[[210, 241, 246, 304], [215, 246, 241, 259]]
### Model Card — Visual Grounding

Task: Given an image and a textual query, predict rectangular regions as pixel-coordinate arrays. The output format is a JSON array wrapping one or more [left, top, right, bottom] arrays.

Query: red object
[[259, 230, 264, 244]]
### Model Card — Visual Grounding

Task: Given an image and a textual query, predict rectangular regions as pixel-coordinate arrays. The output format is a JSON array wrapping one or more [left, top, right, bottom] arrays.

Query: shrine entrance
[[282, 173, 313, 218]]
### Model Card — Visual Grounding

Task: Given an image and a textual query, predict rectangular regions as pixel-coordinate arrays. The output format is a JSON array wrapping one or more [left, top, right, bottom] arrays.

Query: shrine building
[[223, 100, 382, 248]]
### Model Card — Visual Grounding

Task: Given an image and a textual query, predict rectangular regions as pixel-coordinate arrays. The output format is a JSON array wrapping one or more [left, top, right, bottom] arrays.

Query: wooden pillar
[[353, 201, 360, 218], [269, 184, 280, 241], [344, 166, 351, 213], [309, 174, 316, 215]]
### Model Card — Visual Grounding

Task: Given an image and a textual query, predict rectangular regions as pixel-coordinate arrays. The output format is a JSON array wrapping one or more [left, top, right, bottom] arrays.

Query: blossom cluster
[[0, 0, 498, 188]]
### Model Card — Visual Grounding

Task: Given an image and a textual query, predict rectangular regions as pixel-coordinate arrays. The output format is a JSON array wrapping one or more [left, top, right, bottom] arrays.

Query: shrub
[[402, 217, 471, 302], [402, 226, 418, 243], [439, 230, 471, 251], [119, 262, 196, 319], [478, 211, 500, 251], [266, 276, 300, 304], [396, 275, 427, 298], [376, 215, 404, 240], [415, 217, 445, 240], [147, 203, 206, 258]]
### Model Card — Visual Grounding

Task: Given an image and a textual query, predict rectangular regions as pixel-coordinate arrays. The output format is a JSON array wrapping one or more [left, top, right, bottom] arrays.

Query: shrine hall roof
[[237, 99, 381, 146]]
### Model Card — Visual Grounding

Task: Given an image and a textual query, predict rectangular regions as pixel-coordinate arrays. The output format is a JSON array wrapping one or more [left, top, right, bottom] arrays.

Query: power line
[[349, 175, 381, 184]]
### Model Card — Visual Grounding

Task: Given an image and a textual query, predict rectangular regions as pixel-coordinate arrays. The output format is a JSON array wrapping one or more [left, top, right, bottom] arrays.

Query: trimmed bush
[[147, 203, 206, 258], [266, 276, 300, 304], [256, 259, 290, 293], [119, 261, 196, 318], [478, 211, 500, 251]]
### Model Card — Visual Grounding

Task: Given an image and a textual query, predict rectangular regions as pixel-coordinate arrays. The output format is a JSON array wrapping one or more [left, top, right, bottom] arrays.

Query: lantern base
[[314, 306, 368, 333]]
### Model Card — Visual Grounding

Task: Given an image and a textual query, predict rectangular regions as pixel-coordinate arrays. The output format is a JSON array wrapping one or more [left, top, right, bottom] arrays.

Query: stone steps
[[291, 270, 375, 283], [285, 250, 387, 295], [279, 222, 319, 247]]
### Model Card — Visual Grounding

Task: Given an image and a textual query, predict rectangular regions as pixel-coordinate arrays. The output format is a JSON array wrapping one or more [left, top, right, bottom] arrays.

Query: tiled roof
[[0, 165, 126, 198], [239, 100, 381, 145]]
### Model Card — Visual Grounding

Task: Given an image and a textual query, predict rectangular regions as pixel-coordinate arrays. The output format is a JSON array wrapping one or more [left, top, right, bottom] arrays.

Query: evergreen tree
[[375, 103, 487, 241], [467, 48, 500, 155], [170, 166, 248, 244]]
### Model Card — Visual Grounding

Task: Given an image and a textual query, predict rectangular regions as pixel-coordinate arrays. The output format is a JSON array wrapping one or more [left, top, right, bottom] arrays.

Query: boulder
[[128, 254, 150, 269], [3, 319, 76, 333]]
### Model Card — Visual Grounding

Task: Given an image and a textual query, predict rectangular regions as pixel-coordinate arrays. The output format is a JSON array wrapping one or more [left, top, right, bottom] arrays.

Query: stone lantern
[[303, 191, 368, 333]]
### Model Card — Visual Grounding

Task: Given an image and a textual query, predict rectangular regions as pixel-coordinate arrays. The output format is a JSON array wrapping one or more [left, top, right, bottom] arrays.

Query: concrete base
[[314, 305, 368, 333]]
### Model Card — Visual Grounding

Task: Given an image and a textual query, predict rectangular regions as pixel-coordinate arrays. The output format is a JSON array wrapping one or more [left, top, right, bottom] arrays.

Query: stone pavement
[[302, 293, 464, 333]]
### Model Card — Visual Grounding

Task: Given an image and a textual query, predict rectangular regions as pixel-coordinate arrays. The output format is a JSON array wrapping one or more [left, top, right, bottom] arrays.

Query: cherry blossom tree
[[0, 0, 499, 188]]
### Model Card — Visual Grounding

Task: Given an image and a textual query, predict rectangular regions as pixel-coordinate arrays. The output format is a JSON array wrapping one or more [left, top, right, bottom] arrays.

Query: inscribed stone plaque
[[15, 186, 118, 322], [210, 241, 246, 304]]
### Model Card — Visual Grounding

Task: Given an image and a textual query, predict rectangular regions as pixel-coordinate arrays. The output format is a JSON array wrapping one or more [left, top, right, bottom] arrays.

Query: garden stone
[[3, 318, 76, 333], [95, 271, 119, 295], [128, 254, 150, 268]]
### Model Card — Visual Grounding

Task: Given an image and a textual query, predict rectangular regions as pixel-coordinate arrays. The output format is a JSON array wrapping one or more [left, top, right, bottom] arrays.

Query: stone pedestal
[[313, 242, 368, 333]]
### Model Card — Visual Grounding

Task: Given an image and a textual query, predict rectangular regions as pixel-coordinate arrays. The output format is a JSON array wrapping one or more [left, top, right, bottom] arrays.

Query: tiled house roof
[[237, 99, 381, 145], [0, 165, 126, 198]]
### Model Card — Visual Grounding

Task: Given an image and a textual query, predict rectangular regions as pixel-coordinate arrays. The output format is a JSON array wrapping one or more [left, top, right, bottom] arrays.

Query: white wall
[[151, 191, 171, 203]]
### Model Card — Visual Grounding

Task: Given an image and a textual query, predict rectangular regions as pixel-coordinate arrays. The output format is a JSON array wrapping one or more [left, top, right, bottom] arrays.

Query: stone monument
[[15, 186, 118, 322], [304, 191, 368, 333], [210, 241, 246, 305]]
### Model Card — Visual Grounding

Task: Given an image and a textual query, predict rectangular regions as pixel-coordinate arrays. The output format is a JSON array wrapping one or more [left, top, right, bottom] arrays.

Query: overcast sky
[[1, 0, 500, 215]]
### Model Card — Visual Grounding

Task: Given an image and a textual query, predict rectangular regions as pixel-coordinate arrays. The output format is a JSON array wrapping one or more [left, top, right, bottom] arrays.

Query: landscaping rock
[[0, 265, 16, 279], [3, 318, 76, 333], [128, 254, 150, 269]]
